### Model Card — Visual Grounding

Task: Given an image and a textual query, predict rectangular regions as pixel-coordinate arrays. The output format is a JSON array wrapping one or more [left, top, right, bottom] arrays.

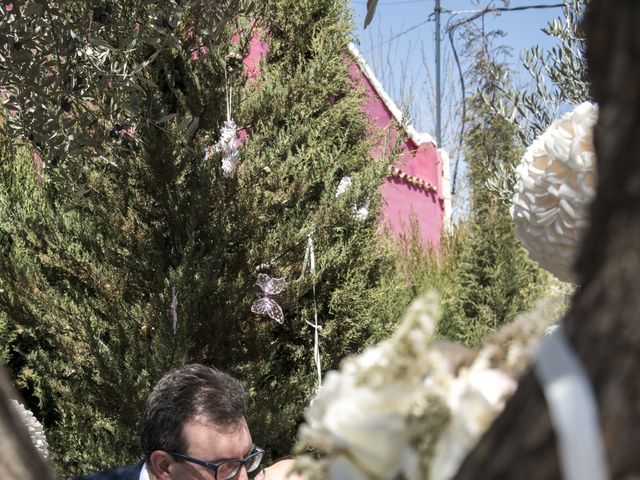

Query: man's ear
[[149, 451, 174, 480]]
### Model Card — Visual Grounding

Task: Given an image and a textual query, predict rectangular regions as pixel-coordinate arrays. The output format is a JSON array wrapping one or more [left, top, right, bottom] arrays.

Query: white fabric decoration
[[218, 119, 240, 177], [336, 176, 352, 197], [353, 198, 370, 221], [511, 102, 598, 283], [534, 325, 609, 480], [213, 86, 240, 177], [335, 176, 369, 221], [11, 400, 49, 459], [170, 284, 178, 334]]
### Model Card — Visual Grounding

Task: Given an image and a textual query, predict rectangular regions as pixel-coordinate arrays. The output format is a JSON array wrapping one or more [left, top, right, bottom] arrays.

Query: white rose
[[300, 293, 440, 480], [429, 390, 493, 480], [305, 367, 420, 479], [427, 351, 516, 480], [463, 353, 517, 410]]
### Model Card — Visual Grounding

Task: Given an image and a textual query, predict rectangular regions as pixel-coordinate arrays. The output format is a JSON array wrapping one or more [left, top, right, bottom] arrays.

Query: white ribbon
[[301, 234, 322, 388], [534, 325, 609, 480], [226, 84, 232, 122], [170, 284, 178, 334]]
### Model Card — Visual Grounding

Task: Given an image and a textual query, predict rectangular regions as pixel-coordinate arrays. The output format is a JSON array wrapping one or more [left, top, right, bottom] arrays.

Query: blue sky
[[348, 0, 564, 141]]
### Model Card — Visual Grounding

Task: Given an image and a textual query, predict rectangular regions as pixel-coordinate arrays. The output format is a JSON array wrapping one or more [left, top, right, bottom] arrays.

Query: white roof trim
[[438, 148, 453, 229], [348, 42, 436, 147]]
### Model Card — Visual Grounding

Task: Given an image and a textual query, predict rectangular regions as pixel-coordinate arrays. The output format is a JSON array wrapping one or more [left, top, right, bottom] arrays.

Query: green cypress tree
[[436, 96, 548, 345], [435, 25, 549, 346], [0, 0, 408, 476]]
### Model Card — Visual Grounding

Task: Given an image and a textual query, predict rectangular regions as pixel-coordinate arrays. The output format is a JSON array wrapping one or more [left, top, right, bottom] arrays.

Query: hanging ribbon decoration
[[170, 284, 178, 334], [534, 325, 609, 480], [226, 81, 232, 123], [301, 233, 322, 388], [216, 77, 240, 177]]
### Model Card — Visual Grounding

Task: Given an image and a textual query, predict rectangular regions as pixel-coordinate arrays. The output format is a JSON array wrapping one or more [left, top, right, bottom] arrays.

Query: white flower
[[298, 294, 563, 480], [328, 456, 367, 480], [429, 356, 515, 480], [11, 400, 49, 459], [429, 391, 491, 480], [463, 351, 517, 411], [336, 176, 352, 197], [511, 102, 598, 282], [303, 368, 419, 480]]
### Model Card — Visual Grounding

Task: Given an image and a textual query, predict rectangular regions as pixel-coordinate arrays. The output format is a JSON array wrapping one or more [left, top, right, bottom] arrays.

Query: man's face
[[169, 415, 253, 480]]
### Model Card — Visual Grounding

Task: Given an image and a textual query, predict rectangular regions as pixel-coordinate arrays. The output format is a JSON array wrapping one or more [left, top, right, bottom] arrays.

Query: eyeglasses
[[168, 445, 264, 480]]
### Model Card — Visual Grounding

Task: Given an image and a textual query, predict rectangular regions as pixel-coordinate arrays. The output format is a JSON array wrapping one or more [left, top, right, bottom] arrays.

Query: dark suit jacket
[[74, 461, 144, 480]]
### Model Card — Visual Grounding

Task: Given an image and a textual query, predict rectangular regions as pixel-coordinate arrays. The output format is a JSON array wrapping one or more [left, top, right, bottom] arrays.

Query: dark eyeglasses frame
[[168, 445, 264, 480]]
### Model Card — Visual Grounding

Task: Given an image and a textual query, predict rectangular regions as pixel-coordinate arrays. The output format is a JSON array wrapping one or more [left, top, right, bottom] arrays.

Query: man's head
[[140, 364, 258, 480]]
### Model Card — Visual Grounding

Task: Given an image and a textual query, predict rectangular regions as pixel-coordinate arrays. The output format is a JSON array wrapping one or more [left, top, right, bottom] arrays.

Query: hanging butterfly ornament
[[251, 273, 286, 324]]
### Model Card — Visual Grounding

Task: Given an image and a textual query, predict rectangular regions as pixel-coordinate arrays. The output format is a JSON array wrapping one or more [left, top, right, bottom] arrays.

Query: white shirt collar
[[139, 462, 150, 480]]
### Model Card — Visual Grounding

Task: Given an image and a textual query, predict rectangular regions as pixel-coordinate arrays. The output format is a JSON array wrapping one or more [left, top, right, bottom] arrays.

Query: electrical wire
[[352, 0, 430, 5], [363, 17, 432, 53], [447, 24, 466, 195], [447, 3, 564, 16]]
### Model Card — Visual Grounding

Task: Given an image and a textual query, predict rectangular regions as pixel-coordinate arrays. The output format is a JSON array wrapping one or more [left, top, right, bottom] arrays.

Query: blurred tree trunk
[[0, 367, 54, 480], [454, 0, 640, 478]]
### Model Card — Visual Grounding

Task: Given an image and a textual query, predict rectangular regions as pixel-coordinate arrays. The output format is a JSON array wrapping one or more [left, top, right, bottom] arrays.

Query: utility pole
[[435, 0, 442, 147]]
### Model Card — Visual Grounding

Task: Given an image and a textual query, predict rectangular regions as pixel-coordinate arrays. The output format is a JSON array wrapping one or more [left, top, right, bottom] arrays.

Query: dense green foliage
[[435, 96, 549, 345], [0, 0, 409, 476], [431, 20, 549, 346], [0, 0, 251, 160]]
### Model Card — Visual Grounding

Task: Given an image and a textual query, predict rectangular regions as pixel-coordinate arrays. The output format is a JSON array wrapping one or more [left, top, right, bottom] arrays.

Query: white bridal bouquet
[[297, 294, 562, 480]]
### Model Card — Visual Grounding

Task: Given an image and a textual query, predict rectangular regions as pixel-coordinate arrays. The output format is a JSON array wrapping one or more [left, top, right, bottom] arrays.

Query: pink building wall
[[347, 46, 447, 248], [232, 29, 270, 79]]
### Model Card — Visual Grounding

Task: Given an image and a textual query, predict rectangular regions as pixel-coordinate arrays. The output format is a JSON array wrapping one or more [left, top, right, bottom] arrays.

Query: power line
[[447, 26, 465, 197], [362, 3, 563, 63], [435, 0, 442, 146], [363, 17, 432, 53], [446, 3, 564, 16], [353, 0, 430, 5]]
